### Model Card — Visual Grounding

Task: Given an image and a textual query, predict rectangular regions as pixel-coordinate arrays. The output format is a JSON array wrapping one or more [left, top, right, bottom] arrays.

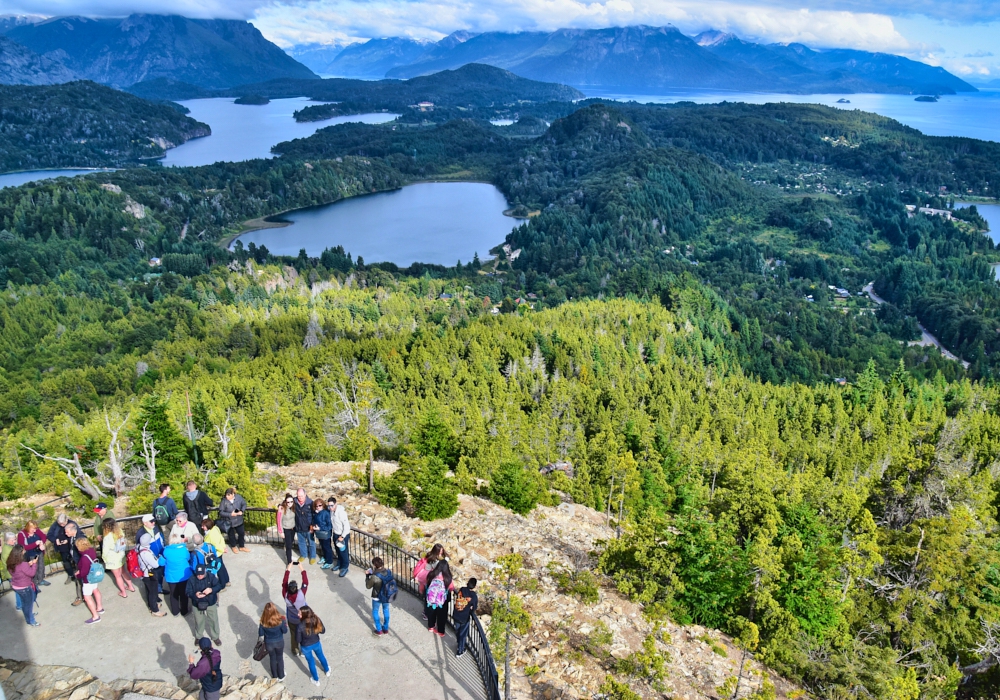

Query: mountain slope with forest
[[0, 34, 77, 85], [3, 14, 317, 89]]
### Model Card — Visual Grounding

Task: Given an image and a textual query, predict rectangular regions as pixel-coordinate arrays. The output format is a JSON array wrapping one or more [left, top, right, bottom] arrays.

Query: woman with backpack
[[102, 518, 135, 599], [413, 543, 447, 620], [160, 534, 194, 616], [187, 637, 223, 700], [425, 559, 455, 638], [201, 518, 231, 588], [311, 499, 334, 569], [296, 606, 330, 686], [75, 536, 104, 625], [365, 556, 397, 635], [6, 544, 40, 626], [257, 602, 288, 680]]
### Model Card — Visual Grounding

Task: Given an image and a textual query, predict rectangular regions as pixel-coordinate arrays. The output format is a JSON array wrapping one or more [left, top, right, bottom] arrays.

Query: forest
[[1, 88, 1000, 700]]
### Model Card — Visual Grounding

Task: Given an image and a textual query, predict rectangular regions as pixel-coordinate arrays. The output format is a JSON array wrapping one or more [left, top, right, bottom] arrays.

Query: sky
[[1, 0, 998, 83]]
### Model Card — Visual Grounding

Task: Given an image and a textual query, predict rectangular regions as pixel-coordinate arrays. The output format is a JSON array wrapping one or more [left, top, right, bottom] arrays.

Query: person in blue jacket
[[311, 500, 334, 569], [159, 534, 193, 616]]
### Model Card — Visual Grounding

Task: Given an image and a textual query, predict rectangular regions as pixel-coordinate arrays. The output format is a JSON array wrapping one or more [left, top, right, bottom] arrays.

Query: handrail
[[2, 506, 502, 700]]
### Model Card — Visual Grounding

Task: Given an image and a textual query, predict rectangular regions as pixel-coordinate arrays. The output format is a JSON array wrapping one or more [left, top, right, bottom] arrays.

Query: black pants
[[167, 580, 190, 616], [228, 523, 245, 549], [427, 606, 448, 634], [143, 576, 161, 613], [282, 528, 296, 564], [289, 622, 300, 655], [266, 642, 284, 678], [60, 552, 76, 581]]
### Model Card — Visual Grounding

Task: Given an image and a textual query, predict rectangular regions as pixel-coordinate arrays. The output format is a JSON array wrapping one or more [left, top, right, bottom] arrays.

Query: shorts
[[82, 582, 99, 596]]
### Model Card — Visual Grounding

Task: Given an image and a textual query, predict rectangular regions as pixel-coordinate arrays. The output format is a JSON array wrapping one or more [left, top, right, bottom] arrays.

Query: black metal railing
[[0, 506, 502, 700]]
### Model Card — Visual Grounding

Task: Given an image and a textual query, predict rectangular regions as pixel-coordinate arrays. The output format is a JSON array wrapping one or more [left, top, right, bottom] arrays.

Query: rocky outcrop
[[0, 658, 309, 700], [0, 36, 76, 86]]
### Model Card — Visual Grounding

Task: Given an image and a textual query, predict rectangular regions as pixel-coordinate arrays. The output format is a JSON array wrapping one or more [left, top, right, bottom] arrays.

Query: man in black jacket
[[293, 488, 316, 565], [186, 564, 222, 646], [46, 514, 78, 585], [63, 521, 84, 606], [183, 481, 214, 533]]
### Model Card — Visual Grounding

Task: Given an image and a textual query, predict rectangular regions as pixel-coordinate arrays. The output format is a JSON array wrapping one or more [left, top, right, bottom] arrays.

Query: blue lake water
[[0, 168, 115, 189], [584, 87, 1000, 142], [161, 98, 399, 167], [232, 182, 524, 267]]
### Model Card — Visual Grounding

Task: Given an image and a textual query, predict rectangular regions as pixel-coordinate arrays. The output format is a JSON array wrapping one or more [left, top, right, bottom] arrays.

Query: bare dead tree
[[20, 445, 105, 500], [962, 620, 1000, 677], [139, 422, 159, 485], [214, 411, 234, 461], [101, 411, 133, 496]]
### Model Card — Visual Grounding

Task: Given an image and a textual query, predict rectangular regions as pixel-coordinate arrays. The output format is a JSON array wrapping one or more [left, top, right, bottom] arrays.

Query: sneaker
[[311, 678, 320, 687], [421, 613, 427, 621], [317, 558, 326, 566], [96, 609, 105, 614], [380, 630, 389, 636], [434, 630, 445, 638], [71, 598, 83, 607], [298, 557, 306, 564], [310, 558, 317, 565], [85, 617, 101, 625], [214, 639, 222, 646], [38, 580, 51, 586], [240, 548, 251, 553], [151, 610, 167, 617], [321, 563, 332, 570], [338, 569, 348, 578], [277, 676, 285, 681], [325, 669, 331, 677], [372, 628, 382, 636], [456, 650, 465, 658], [29, 621, 40, 627]]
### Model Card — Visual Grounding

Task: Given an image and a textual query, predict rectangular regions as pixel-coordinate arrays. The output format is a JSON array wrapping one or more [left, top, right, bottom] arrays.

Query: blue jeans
[[302, 641, 329, 681], [372, 600, 390, 632], [15, 587, 36, 624], [296, 531, 316, 560], [336, 533, 350, 572], [455, 619, 471, 654]]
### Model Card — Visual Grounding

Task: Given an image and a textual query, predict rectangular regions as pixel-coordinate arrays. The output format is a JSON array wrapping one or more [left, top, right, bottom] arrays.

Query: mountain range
[[1, 14, 316, 89], [312, 25, 974, 95]]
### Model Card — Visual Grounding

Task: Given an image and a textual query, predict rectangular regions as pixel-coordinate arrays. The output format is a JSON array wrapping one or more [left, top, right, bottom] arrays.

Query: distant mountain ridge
[[0, 35, 77, 85], [3, 14, 317, 89], [307, 25, 974, 95]]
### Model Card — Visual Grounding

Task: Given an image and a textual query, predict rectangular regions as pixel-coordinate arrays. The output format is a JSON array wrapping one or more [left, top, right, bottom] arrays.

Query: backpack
[[86, 554, 105, 584], [426, 576, 447, 608], [200, 545, 221, 575], [126, 549, 143, 579], [377, 570, 398, 604], [153, 499, 171, 527]]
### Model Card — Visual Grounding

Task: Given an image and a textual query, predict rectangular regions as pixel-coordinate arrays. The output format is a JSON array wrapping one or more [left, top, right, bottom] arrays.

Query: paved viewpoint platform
[[0, 545, 483, 700]]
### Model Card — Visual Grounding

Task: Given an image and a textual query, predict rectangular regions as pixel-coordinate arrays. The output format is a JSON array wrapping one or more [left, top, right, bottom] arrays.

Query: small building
[[834, 377, 848, 386], [415, 101, 434, 111], [148, 257, 161, 267], [526, 293, 537, 300], [440, 293, 452, 300]]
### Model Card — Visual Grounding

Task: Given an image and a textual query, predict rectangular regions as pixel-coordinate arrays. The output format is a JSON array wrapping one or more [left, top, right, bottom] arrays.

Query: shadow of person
[[244, 569, 270, 608], [227, 603, 260, 660], [155, 632, 190, 676]]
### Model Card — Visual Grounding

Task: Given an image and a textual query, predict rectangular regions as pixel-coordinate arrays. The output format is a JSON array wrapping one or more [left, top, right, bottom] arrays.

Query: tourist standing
[[258, 602, 288, 680], [311, 499, 333, 569], [63, 522, 84, 606], [17, 520, 49, 587], [201, 518, 231, 588], [138, 515, 165, 593], [102, 518, 135, 598], [296, 606, 330, 686], [183, 481, 214, 533], [46, 514, 77, 585], [160, 534, 194, 616], [187, 638, 223, 700], [187, 564, 222, 646], [425, 560, 455, 638], [6, 544, 39, 626], [153, 484, 179, 533], [365, 556, 397, 635], [170, 512, 200, 543], [452, 578, 479, 657], [276, 494, 297, 564], [293, 489, 316, 564], [92, 503, 113, 553], [329, 497, 351, 577], [137, 531, 166, 617], [413, 544, 447, 594], [219, 488, 249, 553], [282, 562, 309, 656], [75, 536, 103, 625]]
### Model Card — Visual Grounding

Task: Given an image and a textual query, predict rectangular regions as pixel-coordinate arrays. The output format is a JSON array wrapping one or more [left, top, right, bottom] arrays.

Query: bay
[[161, 97, 399, 167], [584, 87, 1000, 142], [232, 182, 524, 267], [0, 168, 114, 190]]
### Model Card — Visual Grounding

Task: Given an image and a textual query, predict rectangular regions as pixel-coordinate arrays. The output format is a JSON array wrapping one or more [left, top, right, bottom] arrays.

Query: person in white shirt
[[170, 512, 199, 544], [328, 497, 351, 578]]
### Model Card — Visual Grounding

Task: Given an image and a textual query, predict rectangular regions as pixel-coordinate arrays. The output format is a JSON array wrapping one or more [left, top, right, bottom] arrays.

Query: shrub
[[548, 563, 600, 603], [489, 461, 537, 515]]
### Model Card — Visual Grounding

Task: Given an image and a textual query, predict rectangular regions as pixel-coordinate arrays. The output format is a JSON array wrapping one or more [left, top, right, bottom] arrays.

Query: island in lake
[[915, 95, 939, 102]]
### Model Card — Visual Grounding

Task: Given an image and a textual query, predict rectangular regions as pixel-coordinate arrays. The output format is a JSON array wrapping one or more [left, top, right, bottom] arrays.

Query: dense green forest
[[0, 81, 209, 172], [2, 87, 1000, 700]]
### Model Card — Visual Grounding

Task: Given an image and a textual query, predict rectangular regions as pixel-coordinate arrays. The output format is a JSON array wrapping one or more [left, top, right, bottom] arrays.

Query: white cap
[[141, 514, 155, 523]]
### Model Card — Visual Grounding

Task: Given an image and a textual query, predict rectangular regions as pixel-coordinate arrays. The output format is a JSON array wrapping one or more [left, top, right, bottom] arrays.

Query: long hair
[[261, 602, 284, 628], [430, 560, 453, 591], [278, 493, 293, 510], [5, 544, 25, 574], [299, 606, 325, 636], [102, 517, 122, 537], [425, 543, 447, 564]]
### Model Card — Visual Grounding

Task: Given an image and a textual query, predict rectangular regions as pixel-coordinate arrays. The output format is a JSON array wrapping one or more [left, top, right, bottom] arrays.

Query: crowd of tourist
[[2, 482, 479, 695]]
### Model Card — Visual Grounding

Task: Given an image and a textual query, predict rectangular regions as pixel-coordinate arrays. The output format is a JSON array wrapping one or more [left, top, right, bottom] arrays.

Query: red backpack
[[126, 549, 143, 579]]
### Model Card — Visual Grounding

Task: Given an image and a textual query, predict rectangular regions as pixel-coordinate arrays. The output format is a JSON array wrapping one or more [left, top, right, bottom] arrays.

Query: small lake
[[232, 182, 524, 267], [161, 98, 399, 167], [955, 202, 1000, 244], [584, 87, 1000, 142], [0, 168, 115, 190]]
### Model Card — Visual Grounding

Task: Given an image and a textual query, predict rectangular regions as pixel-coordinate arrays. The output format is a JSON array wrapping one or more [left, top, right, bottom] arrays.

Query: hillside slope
[[0, 35, 77, 85], [5, 14, 317, 89]]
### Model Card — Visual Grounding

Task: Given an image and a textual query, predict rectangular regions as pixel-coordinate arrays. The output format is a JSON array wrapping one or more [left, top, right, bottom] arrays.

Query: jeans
[[455, 619, 471, 654], [296, 531, 316, 561], [301, 641, 329, 681], [142, 576, 161, 613], [318, 536, 334, 566], [335, 533, 350, 572], [193, 605, 220, 640], [265, 642, 284, 678], [372, 600, 390, 632], [15, 587, 35, 624], [227, 523, 245, 549]]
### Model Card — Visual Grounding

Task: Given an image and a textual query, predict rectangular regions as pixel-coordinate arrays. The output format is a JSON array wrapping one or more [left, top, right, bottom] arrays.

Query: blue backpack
[[85, 553, 105, 584], [376, 570, 398, 603], [196, 545, 222, 575]]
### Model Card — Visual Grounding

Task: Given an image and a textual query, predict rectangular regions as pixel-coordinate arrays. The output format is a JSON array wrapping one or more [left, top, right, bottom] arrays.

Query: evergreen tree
[[134, 395, 190, 478]]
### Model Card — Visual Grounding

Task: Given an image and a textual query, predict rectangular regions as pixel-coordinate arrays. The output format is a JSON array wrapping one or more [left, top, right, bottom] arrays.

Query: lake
[[0, 168, 115, 190], [583, 87, 1000, 142], [161, 98, 399, 167], [956, 202, 1000, 244], [232, 182, 524, 267]]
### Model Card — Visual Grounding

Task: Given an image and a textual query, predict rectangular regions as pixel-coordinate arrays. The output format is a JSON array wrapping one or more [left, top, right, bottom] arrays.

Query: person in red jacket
[[17, 520, 49, 587], [74, 536, 104, 625]]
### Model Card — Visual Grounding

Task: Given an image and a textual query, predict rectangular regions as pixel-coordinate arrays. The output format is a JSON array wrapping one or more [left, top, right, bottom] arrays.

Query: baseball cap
[[141, 514, 154, 524], [195, 564, 207, 576], [198, 637, 212, 650], [93, 503, 107, 512]]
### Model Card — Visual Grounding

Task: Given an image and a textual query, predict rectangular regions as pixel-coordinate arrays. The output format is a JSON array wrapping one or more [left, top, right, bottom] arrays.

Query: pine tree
[[134, 395, 190, 478]]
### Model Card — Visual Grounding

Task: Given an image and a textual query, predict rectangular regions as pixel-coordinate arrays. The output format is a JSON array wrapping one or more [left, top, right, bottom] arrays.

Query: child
[[452, 578, 479, 657], [365, 556, 397, 635]]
